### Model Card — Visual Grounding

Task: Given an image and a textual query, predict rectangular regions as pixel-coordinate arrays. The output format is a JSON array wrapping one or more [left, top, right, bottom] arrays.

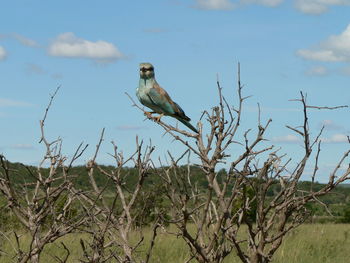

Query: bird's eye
[[140, 67, 153, 72]]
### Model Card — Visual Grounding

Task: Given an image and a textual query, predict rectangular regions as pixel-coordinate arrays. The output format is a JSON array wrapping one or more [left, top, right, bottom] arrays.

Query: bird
[[136, 62, 198, 133]]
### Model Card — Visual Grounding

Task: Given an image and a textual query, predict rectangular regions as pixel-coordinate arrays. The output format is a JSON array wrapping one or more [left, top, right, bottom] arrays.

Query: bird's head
[[139, 63, 155, 79]]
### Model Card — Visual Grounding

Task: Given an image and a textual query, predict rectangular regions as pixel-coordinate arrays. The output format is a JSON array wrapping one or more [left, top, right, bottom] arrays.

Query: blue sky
[[0, 0, 349, 182]]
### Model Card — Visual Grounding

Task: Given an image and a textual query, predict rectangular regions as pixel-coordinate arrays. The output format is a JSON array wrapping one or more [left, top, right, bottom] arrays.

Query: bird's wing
[[148, 82, 190, 121]]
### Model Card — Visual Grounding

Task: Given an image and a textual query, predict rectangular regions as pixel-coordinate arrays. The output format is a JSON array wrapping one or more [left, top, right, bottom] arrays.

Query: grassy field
[[1, 224, 350, 262]]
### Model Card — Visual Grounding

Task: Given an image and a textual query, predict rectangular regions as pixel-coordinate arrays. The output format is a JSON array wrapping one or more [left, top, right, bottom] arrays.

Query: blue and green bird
[[136, 63, 198, 133]]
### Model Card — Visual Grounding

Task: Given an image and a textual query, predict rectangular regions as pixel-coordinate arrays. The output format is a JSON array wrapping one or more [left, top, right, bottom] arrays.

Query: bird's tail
[[176, 117, 198, 133]]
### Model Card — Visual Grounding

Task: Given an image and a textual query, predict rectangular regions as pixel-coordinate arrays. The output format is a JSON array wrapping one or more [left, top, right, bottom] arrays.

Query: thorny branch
[[78, 132, 160, 263], [0, 87, 88, 263], [131, 64, 350, 263]]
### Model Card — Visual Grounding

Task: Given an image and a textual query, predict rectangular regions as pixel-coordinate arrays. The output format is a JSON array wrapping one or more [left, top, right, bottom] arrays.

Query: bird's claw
[[154, 114, 164, 123], [144, 112, 163, 122], [144, 111, 153, 118]]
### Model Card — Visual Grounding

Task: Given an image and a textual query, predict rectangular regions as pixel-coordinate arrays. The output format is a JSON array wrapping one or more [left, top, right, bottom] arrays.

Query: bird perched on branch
[[136, 62, 198, 133]]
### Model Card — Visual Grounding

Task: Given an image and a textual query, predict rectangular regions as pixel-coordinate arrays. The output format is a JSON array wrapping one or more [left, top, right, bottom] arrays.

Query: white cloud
[[297, 49, 341, 62], [295, 0, 350, 14], [193, 0, 236, 10], [0, 33, 39, 47], [0, 46, 7, 60], [271, 134, 302, 143], [193, 0, 349, 13], [0, 98, 33, 107], [297, 24, 350, 62], [144, 28, 168, 33], [48, 32, 123, 63], [10, 144, 35, 150], [305, 65, 328, 75], [241, 0, 283, 7], [321, 133, 349, 143], [51, 73, 63, 79], [340, 66, 350, 75], [12, 33, 39, 47], [193, 0, 284, 9], [25, 63, 63, 79], [26, 63, 46, 75], [320, 120, 344, 131]]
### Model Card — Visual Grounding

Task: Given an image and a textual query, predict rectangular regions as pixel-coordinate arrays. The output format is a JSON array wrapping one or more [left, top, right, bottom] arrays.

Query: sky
[[0, 0, 349, 182]]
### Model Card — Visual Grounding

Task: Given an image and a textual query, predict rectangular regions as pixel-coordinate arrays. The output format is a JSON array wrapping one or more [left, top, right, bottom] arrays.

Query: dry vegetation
[[1, 224, 350, 263], [1, 65, 349, 263]]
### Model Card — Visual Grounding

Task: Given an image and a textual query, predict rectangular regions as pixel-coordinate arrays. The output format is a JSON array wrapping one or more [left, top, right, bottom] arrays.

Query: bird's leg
[[154, 113, 164, 122], [144, 111, 155, 118]]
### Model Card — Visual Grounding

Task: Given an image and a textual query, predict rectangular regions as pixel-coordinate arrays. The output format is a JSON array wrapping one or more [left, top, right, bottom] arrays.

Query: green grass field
[[1, 224, 350, 262]]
